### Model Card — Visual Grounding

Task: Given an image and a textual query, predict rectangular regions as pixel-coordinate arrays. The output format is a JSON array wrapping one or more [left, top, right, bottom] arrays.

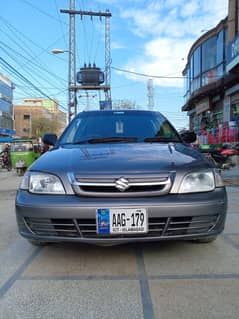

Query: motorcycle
[[198, 144, 235, 169], [0, 152, 11, 171]]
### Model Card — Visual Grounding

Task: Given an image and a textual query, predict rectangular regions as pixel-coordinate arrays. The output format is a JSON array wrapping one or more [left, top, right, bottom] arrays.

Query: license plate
[[16, 160, 26, 168], [97, 208, 147, 234]]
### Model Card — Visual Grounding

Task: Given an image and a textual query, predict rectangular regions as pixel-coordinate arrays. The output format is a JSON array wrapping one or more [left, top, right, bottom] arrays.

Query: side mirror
[[42, 133, 57, 146], [180, 130, 197, 144]]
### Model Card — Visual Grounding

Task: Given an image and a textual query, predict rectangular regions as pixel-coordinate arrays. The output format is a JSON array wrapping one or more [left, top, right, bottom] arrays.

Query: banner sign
[[226, 34, 239, 72]]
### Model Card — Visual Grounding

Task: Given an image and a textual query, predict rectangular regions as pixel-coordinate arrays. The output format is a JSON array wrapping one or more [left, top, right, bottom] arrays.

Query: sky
[[0, 0, 228, 130]]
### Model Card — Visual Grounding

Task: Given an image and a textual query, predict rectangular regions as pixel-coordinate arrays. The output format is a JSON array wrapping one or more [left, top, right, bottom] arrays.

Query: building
[[0, 74, 15, 137], [182, 1, 239, 145], [13, 98, 67, 138]]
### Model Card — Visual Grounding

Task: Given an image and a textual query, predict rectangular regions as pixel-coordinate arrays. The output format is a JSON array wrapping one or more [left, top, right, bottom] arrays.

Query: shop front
[[189, 94, 239, 147]]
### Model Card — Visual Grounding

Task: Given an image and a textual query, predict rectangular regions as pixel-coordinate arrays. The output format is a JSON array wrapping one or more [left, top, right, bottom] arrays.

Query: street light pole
[[52, 48, 76, 124]]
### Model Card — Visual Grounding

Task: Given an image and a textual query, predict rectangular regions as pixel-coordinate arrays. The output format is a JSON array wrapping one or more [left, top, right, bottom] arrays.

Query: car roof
[[77, 109, 164, 117]]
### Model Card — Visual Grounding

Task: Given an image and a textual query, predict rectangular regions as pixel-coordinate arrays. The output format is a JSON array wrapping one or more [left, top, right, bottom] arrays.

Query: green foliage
[[31, 116, 59, 138]]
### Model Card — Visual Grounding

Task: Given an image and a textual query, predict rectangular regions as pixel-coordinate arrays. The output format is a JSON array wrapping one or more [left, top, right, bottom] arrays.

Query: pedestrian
[[0, 143, 11, 170], [41, 142, 50, 155]]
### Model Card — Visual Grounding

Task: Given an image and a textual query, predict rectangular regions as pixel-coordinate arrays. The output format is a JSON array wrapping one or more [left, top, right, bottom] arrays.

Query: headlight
[[214, 169, 224, 187], [20, 172, 65, 194], [179, 171, 215, 193]]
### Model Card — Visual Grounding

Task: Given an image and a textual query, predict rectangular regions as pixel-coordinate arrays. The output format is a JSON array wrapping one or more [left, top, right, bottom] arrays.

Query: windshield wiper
[[144, 137, 180, 143], [74, 137, 138, 144]]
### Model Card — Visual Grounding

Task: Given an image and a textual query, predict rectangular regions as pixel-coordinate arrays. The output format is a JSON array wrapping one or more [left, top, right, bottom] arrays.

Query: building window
[[193, 47, 201, 77], [192, 77, 200, 92], [183, 67, 191, 101], [216, 30, 224, 65], [202, 36, 217, 72], [202, 68, 217, 85], [231, 101, 239, 120], [23, 114, 30, 120]]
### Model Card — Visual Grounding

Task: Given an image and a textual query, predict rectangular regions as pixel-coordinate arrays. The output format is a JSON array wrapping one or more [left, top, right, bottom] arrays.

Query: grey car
[[15, 110, 227, 246]]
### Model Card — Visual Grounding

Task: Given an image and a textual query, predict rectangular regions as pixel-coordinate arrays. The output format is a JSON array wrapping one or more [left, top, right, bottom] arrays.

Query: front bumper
[[15, 187, 227, 245]]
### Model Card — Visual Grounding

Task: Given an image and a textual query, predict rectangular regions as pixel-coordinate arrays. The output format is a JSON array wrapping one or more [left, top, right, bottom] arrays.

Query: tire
[[192, 236, 217, 243], [27, 239, 48, 246]]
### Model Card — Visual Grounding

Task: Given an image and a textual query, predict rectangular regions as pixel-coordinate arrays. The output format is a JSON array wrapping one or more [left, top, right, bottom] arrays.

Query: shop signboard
[[0, 127, 16, 136], [226, 33, 239, 72]]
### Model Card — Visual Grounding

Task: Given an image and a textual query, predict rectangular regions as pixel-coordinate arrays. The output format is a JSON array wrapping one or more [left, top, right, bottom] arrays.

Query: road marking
[[135, 247, 155, 319], [0, 247, 42, 299], [19, 273, 239, 281]]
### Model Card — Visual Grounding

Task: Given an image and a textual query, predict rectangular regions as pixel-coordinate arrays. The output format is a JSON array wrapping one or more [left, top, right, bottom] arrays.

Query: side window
[[61, 118, 83, 143], [155, 121, 178, 139], [162, 122, 173, 138]]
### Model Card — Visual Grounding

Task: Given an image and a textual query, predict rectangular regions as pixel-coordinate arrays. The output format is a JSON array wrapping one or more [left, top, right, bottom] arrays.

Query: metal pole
[[68, 0, 77, 123], [60, 6, 112, 114], [105, 10, 111, 105]]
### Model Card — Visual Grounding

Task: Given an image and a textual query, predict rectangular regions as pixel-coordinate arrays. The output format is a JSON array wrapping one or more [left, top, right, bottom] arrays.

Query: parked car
[[15, 110, 227, 246]]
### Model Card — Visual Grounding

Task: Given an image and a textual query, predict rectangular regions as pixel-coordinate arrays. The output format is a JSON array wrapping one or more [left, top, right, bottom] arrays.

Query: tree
[[31, 116, 58, 138]]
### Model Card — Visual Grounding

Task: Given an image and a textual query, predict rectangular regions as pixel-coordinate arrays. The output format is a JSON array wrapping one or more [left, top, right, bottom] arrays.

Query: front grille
[[165, 215, 219, 236], [24, 214, 219, 239], [80, 185, 165, 193], [68, 173, 173, 197]]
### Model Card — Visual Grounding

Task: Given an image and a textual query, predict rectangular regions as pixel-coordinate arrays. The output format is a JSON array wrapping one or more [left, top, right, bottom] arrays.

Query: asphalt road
[[0, 169, 239, 319]]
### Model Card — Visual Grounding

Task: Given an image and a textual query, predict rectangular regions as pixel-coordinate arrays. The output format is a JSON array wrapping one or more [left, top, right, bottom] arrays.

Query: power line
[[111, 66, 185, 79], [112, 66, 221, 82], [0, 17, 67, 79], [18, 0, 67, 25], [0, 14, 68, 95], [16, 85, 68, 91], [0, 43, 66, 98], [0, 41, 66, 86], [0, 15, 66, 63], [0, 57, 67, 112], [54, 0, 67, 48]]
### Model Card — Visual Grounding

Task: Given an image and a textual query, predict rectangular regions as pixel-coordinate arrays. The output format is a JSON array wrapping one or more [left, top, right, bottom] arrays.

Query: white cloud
[[118, 0, 228, 87], [123, 37, 192, 87], [120, 0, 227, 38], [111, 41, 125, 49], [164, 0, 186, 8], [181, 1, 200, 18], [120, 8, 159, 38]]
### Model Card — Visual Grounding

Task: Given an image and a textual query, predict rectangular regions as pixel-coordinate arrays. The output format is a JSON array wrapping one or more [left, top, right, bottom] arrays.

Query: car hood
[[30, 143, 210, 175]]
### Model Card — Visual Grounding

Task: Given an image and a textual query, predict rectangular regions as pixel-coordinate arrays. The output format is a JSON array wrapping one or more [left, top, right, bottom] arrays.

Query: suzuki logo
[[115, 177, 130, 192]]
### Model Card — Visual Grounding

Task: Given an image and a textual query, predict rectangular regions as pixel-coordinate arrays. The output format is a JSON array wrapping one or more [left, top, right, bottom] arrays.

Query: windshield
[[59, 111, 181, 144], [11, 141, 33, 152]]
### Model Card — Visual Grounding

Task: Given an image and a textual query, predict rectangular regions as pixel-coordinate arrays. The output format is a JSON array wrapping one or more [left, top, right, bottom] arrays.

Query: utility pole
[[61, 2, 112, 121], [67, 0, 77, 123], [105, 9, 111, 102], [147, 79, 154, 111]]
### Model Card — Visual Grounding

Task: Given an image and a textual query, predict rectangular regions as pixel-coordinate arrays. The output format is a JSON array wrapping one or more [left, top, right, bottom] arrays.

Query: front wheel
[[192, 236, 217, 243]]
